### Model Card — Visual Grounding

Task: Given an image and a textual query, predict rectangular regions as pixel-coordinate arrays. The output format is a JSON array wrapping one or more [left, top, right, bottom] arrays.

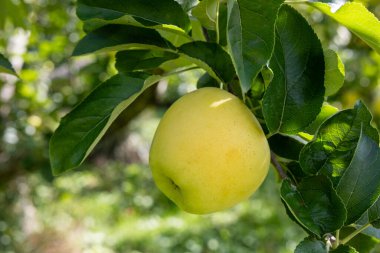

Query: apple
[[149, 87, 270, 214]]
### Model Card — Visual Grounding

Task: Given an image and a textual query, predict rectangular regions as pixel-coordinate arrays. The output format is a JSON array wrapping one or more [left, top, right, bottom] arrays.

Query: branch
[[270, 151, 288, 179]]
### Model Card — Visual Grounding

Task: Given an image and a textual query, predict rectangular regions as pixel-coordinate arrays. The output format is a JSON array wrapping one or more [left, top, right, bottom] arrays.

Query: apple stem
[[270, 151, 288, 179]]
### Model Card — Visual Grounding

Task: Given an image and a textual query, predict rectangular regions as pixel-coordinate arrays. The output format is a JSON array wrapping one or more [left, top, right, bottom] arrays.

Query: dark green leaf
[[77, 0, 191, 32], [330, 245, 358, 253], [178, 41, 235, 84], [294, 238, 326, 253], [262, 5, 325, 134], [227, 0, 284, 92], [268, 134, 304, 160], [197, 73, 219, 89], [324, 49, 345, 97], [299, 101, 379, 185], [218, 2, 228, 46], [50, 73, 159, 175], [309, 2, 380, 54], [368, 198, 380, 228], [339, 227, 379, 253], [0, 53, 17, 76], [115, 50, 179, 73], [281, 176, 346, 236], [336, 131, 380, 225], [73, 25, 174, 56], [286, 162, 308, 184]]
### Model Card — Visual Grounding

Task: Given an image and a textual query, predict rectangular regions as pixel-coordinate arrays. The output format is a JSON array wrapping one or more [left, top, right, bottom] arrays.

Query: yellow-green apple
[[149, 87, 270, 214]]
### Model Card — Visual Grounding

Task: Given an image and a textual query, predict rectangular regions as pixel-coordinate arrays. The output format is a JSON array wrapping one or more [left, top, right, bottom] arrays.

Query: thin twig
[[270, 151, 288, 179]]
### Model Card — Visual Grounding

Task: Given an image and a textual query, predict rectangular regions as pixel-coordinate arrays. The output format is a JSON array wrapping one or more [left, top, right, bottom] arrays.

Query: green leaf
[[303, 103, 339, 135], [330, 245, 358, 253], [268, 134, 304, 161], [197, 73, 219, 89], [226, 0, 284, 92], [0, 53, 17, 76], [50, 73, 160, 175], [178, 41, 235, 84], [286, 162, 308, 184], [192, 0, 218, 30], [175, 0, 199, 12], [324, 49, 345, 97], [115, 50, 179, 73], [368, 198, 380, 228], [339, 227, 379, 253], [309, 2, 380, 54], [77, 0, 191, 32], [73, 25, 174, 56], [294, 238, 326, 253], [218, 2, 228, 46], [299, 101, 379, 185], [336, 131, 380, 225], [262, 5, 325, 134], [281, 175, 346, 236]]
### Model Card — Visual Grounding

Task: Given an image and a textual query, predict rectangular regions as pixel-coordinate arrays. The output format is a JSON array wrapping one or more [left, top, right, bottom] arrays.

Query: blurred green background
[[1, 0, 380, 252]]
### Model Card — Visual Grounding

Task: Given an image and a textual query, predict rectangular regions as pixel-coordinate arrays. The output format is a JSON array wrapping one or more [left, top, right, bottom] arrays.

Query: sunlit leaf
[[324, 49, 345, 96], [262, 5, 325, 134], [192, 0, 218, 30], [300, 101, 379, 185], [310, 2, 380, 54], [303, 103, 339, 135], [226, 0, 284, 92]]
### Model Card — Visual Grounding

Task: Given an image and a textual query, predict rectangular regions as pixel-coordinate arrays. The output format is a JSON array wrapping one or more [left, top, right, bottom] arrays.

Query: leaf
[[77, 0, 191, 32], [303, 103, 339, 135], [197, 73, 219, 89], [73, 25, 174, 56], [299, 101, 379, 185], [294, 238, 326, 253], [0, 53, 17, 76], [178, 41, 235, 84], [286, 162, 308, 183], [281, 175, 346, 236], [226, 0, 284, 92], [336, 131, 380, 225], [218, 2, 228, 46], [175, 0, 199, 12], [192, 0, 218, 30], [115, 50, 179, 73], [324, 49, 345, 97], [268, 134, 304, 161], [309, 2, 380, 54], [262, 5, 325, 134], [330, 245, 358, 253], [368, 198, 380, 228], [50, 73, 160, 175], [339, 227, 379, 253]]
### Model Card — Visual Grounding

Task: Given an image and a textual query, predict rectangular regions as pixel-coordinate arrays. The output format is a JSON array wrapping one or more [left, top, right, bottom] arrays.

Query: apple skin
[[149, 87, 270, 214]]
